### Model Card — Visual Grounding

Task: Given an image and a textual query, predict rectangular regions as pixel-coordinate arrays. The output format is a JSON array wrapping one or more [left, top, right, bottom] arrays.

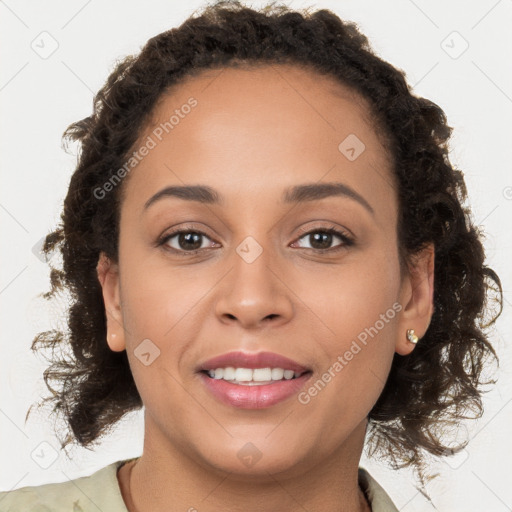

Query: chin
[[189, 434, 315, 481]]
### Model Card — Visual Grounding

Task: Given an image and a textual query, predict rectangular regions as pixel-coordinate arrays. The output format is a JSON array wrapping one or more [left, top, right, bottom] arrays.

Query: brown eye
[[293, 227, 354, 252], [304, 231, 335, 250], [160, 230, 217, 254]]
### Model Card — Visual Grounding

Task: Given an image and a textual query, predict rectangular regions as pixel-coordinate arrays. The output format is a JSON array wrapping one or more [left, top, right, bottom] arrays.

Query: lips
[[197, 351, 312, 409], [197, 351, 310, 374], [199, 372, 311, 408]]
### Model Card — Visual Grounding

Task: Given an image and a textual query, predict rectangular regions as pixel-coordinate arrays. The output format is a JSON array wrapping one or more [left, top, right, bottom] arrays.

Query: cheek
[[118, 242, 209, 339], [293, 241, 401, 341], [293, 246, 400, 410], [117, 248, 218, 407], [117, 262, 196, 422]]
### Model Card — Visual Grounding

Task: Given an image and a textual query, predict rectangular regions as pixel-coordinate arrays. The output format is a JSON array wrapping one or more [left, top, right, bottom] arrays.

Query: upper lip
[[197, 351, 310, 374]]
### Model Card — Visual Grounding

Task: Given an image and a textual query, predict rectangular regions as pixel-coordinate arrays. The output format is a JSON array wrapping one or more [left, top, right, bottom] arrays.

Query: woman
[[0, 1, 502, 511]]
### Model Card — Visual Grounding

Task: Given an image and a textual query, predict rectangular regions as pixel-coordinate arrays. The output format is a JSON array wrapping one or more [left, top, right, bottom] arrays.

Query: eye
[[158, 228, 218, 255], [292, 226, 354, 253]]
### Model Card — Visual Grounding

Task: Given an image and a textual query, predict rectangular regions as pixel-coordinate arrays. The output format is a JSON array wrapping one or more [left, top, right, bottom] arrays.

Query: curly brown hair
[[32, 0, 502, 478]]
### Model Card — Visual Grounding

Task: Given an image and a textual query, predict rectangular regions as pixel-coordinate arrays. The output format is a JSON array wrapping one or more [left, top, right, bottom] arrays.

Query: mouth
[[197, 351, 312, 408]]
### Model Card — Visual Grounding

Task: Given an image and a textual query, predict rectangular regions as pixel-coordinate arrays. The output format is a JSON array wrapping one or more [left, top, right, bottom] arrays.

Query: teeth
[[271, 368, 284, 380], [235, 368, 253, 381], [223, 367, 235, 380], [206, 366, 302, 384], [283, 370, 294, 380], [253, 368, 272, 381]]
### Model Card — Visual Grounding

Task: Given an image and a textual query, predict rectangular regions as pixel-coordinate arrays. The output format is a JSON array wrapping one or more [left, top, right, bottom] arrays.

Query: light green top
[[0, 460, 399, 511]]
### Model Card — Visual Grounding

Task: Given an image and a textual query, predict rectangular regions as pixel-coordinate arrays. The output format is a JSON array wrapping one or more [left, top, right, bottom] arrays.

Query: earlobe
[[395, 243, 435, 356], [97, 252, 126, 352]]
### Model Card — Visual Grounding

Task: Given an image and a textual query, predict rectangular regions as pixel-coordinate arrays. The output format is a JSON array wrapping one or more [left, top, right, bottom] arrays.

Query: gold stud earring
[[406, 329, 419, 344]]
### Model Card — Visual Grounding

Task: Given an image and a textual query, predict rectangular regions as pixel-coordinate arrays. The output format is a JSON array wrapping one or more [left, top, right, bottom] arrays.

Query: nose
[[213, 242, 294, 330]]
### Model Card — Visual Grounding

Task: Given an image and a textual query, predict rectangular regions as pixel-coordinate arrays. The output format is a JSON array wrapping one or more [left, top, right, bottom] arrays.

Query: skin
[[97, 63, 434, 512]]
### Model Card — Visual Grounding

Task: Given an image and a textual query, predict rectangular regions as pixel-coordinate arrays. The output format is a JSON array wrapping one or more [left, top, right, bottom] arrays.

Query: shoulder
[[0, 459, 131, 512], [358, 467, 399, 512]]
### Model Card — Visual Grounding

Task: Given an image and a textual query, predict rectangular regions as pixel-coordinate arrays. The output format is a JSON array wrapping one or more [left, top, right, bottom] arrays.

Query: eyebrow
[[144, 182, 374, 215]]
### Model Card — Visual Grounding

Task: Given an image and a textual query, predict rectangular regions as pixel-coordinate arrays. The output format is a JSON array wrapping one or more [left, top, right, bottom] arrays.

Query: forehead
[[121, 63, 396, 222], [148, 63, 387, 152]]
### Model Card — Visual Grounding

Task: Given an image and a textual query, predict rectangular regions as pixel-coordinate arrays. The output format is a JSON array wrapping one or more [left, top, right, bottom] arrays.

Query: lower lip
[[199, 372, 312, 409]]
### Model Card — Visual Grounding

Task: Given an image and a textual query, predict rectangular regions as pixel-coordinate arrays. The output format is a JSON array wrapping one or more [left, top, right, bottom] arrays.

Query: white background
[[1, 1, 511, 510]]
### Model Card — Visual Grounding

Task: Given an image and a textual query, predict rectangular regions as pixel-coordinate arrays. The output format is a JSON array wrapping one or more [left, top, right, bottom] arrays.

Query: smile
[[197, 351, 312, 408]]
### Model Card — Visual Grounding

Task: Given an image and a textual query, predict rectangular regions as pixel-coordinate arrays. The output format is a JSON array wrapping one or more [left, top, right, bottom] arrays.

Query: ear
[[395, 243, 435, 356], [97, 252, 126, 352]]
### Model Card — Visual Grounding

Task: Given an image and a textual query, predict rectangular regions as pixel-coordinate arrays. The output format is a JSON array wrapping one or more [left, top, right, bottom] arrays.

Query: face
[[99, 63, 434, 479]]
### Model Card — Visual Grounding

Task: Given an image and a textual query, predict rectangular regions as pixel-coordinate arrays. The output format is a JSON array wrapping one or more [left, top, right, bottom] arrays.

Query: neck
[[118, 418, 371, 512]]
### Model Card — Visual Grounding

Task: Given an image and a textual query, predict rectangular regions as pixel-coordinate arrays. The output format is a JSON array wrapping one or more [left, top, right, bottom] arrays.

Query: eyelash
[[157, 224, 354, 256]]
